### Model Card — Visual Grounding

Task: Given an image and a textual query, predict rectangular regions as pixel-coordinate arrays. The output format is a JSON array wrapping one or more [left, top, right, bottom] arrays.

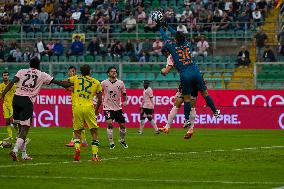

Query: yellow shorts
[[73, 106, 99, 131], [3, 105, 13, 119]]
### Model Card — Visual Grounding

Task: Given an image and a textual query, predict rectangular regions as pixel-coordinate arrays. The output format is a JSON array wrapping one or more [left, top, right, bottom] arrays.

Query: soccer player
[[101, 66, 128, 149], [160, 83, 197, 139], [68, 64, 102, 161], [159, 47, 197, 139], [65, 66, 88, 148], [138, 80, 159, 135], [159, 23, 220, 134], [0, 71, 16, 141], [0, 57, 72, 161]]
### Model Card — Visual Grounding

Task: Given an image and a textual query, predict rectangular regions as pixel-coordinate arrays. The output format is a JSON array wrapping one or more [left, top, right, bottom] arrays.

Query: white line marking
[[273, 186, 284, 189], [261, 147, 273, 149], [243, 148, 257, 150], [0, 146, 283, 168], [0, 175, 283, 185]]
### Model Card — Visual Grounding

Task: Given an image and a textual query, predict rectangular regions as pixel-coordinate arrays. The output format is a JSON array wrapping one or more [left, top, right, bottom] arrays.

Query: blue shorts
[[180, 71, 207, 96]]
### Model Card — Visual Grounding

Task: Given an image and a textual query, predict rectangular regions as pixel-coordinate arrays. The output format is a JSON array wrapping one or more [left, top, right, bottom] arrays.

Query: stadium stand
[[0, 0, 282, 89]]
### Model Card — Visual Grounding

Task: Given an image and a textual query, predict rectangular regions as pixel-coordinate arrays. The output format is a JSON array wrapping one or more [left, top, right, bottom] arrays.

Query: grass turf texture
[[0, 128, 283, 189]]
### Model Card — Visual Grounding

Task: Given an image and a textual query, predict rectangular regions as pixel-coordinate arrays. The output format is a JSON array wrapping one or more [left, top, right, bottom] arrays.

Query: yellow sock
[[91, 140, 99, 155], [81, 130, 87, 142], [72, 131, 75, 141], [74, 139, 81, 150], [7, 125, 13, 138]]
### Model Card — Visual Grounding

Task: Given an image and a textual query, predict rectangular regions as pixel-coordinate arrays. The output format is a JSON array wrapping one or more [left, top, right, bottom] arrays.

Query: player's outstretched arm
[[0, 76, 19, 100], [51, 80, 73, 88], [95, 92, 102, 115], [159, 27, 169, 42], [161, 66, 173, 76], [168, 26, 177, 35]]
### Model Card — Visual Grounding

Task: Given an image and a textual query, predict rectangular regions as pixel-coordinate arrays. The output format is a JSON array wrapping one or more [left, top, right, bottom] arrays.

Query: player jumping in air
[[158, 23, 220, 138], [159, 49, 197, 138], [0, 57, 72, 161], [101, 66, 128, 149], [68, 64, 102, 161], [138, 80, 160, 135], [65, 66, 88, 148], [0, 71, 16, 141]]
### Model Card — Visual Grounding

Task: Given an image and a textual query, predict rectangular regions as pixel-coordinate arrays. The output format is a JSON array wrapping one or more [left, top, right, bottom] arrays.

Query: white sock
[[165, 106, 178, 129], [150, 120, 158, 131], [13, 138, 24, 153], [22, 142, 28, 158], [107, 128, 114, 144], [139, 120, 145, 132], [190, 108, 196, 128]]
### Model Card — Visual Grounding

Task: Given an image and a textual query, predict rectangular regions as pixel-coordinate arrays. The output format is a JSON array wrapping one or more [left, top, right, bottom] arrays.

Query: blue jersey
[[160, 26, 206, 95], [160, 26, 197, 74]]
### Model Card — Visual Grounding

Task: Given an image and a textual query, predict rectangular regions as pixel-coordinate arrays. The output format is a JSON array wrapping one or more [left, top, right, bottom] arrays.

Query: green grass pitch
[[0, 127, 283, 189]]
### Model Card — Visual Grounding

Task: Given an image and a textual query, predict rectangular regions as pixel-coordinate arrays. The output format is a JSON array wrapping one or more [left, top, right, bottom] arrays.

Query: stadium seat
[[84, 55, 94, 62], [105, 56, 112, 62], [152, 64, 161, 72], [59, 55, 67, 62], [149, 56, 157, 62], [135, 73, 145, 81], [94, 55, 103, 62], [50, 55, 58, 62], [69, 56, 77, 62], [77, 55, 84, 63], [141, 64, 151, 72], [123, 56, 130, 62], [41, 56, 49, 62], [158, 56, 166, 62], [146, 73, 155, 80], [26, 32, 34, 39]]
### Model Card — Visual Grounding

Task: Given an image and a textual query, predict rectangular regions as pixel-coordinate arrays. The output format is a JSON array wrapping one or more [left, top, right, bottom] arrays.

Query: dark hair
[[107, 66, 117, 74], [143, 80, 150, 84], [175, 31, 186, 45], [80, 64, 91, 76], [2, 71, 9, 77], [29, 57, 40, 69], [68, 66, 76, 71]]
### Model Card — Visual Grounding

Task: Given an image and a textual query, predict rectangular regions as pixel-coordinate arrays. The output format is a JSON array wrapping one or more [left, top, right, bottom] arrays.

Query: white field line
[[0, 175, 283, 186], [0, 146, 283, 168], [273, 186, 284, 189]]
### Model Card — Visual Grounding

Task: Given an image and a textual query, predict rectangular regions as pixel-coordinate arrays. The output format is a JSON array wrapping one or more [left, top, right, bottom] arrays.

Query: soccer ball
[[151, 11, 163, 23]]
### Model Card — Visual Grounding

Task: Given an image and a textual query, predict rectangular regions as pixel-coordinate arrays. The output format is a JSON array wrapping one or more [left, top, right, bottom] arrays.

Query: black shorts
[[104, 110, 125, 123], [141, 108, 154, 117], [13, 95, 33, 125]]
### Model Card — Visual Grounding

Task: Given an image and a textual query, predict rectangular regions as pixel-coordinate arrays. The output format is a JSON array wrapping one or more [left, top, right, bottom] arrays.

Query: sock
[[190, 108, 196, 128], [13, 122, 20, 133], [81, 130, 87, 143], [119, 128, 126, 142], [107, 128, 114, 144], [22, 142, 27, 158], [139, 120, 145, 132], [184, 102, 192, 120], [13, 138, 24, 153], [150, 120, 158, 131], [74, 139, 81, 150], [71, 131, 75, 142], [91, 140, 99, 156], [7, 125, 13, 138], [205, 96, 217, 113], [165, 106, 178, 128]]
